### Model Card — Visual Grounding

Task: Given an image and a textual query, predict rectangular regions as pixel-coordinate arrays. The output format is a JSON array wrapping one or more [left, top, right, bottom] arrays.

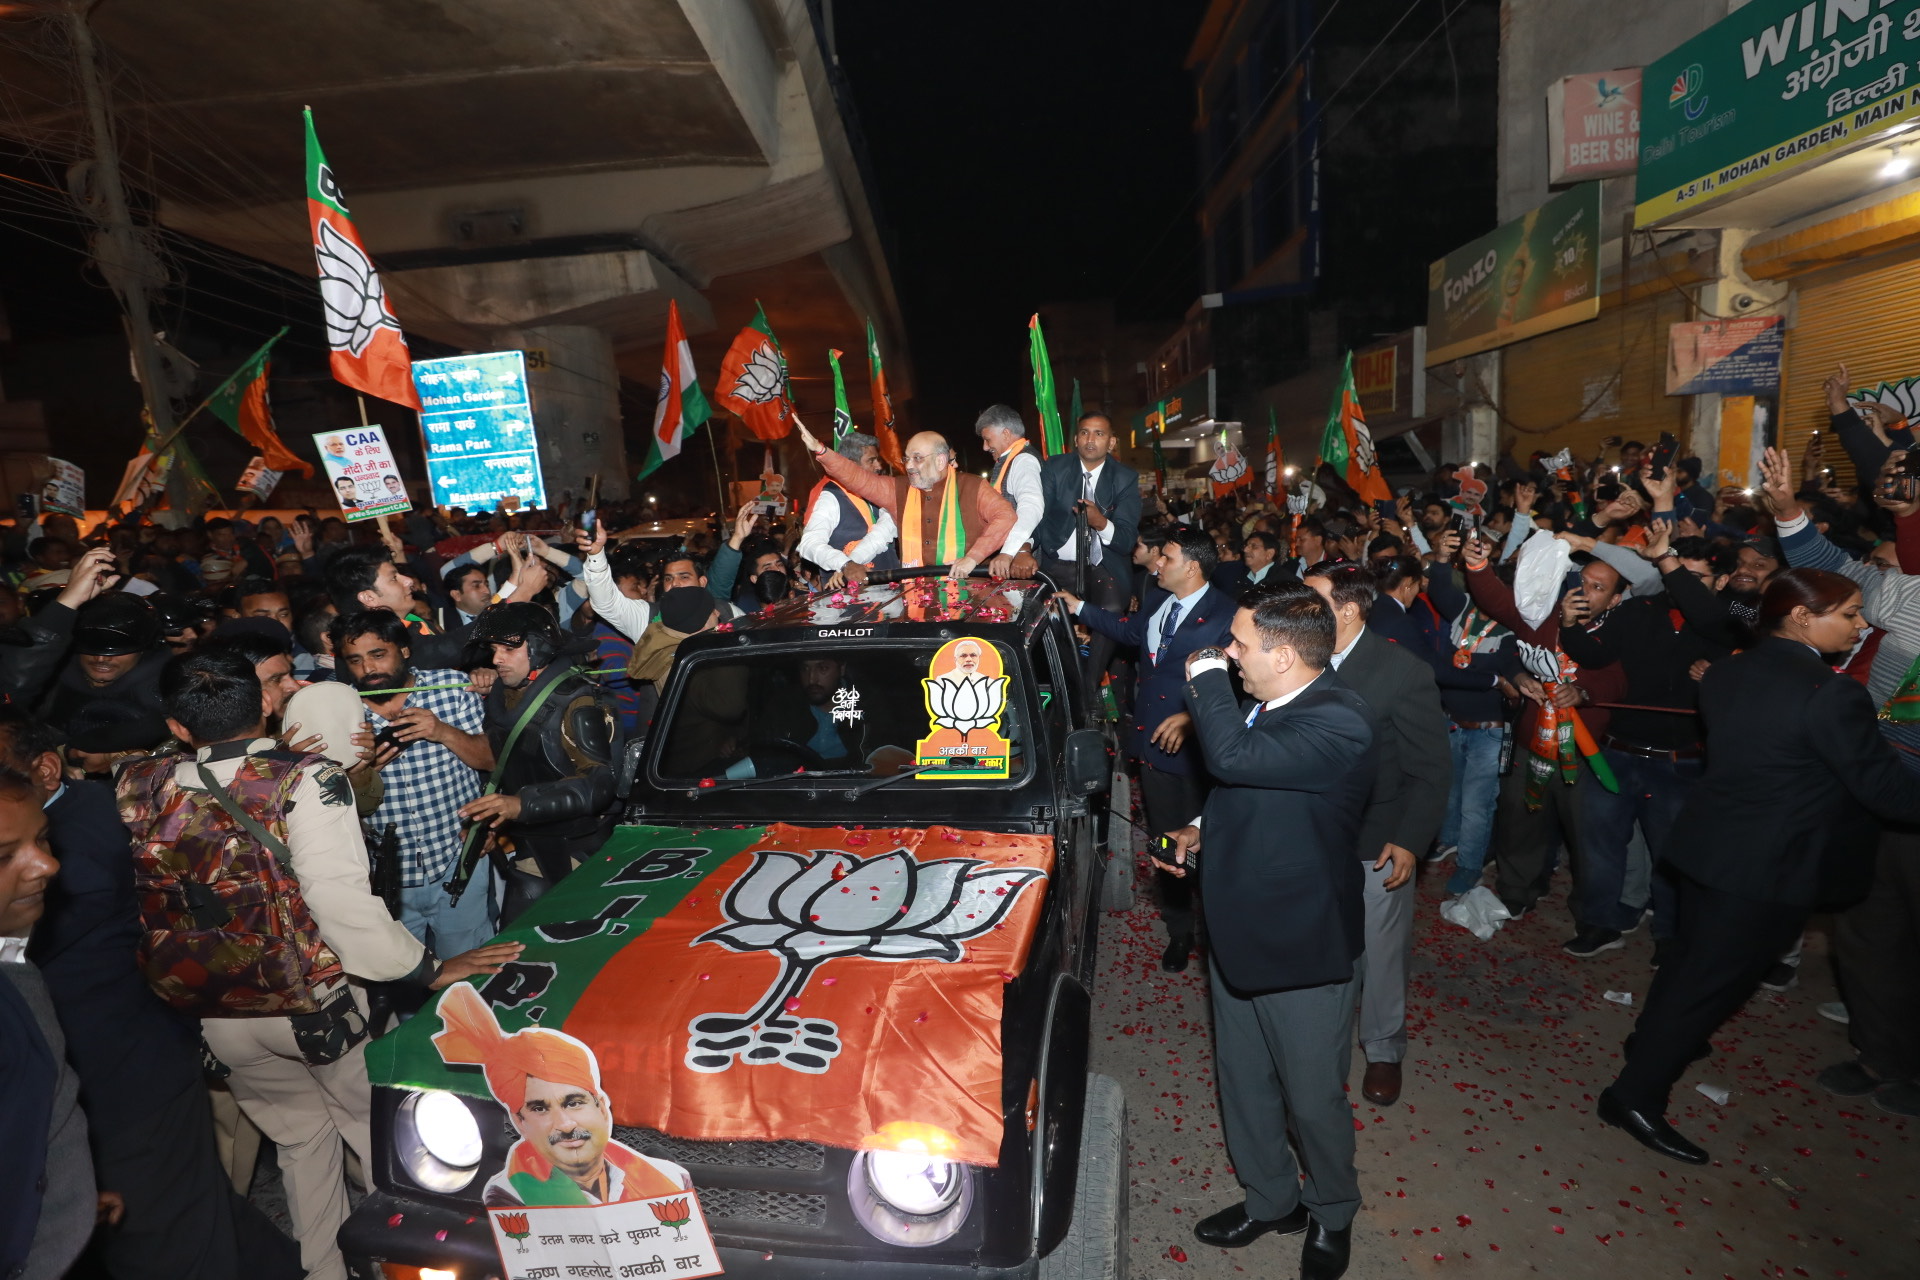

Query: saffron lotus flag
[[639, 299, 710, 482], [1028, 314, 1065, 457], [717, 303, 794, 442], [1320, 351, 1393, 505], [365, 823, 1054, 1169], [206, 329, 312, 477], [828, 347, 854, 446], [1209, 442, 1252, 498], [303, 109, 419, 411], [1265, 406, 1282, 494], [866, 317, 904, 471]]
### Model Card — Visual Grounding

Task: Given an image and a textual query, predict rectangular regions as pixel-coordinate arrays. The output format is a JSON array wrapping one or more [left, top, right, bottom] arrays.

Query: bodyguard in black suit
[[1602, 571, 1920, 1164], [1066, 528, 1236, 970], [1305, 563, 1451, 1108], [1033, 413, 1141, 701], [1165, 582, 1376, 1280], [7, 709, 294, 1280]]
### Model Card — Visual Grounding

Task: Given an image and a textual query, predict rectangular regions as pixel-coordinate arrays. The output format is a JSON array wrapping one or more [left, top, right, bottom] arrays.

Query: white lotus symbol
[[1211, 448, 1247, 485], [686, 848, 1043, 1074], [315, 219, 399, 358], [731, 343, 784, 405], [927, 672, 1006, 740], [1265, 447, 1277, 489]]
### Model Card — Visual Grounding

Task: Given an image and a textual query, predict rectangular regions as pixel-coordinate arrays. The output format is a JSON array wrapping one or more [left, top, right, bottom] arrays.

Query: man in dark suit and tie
[[1062, 528, 1236, 971], [1034, 413, 1141, 702], [1164, 582, 1377, 1279], [1304, 562, 1451, 1106], [9, 707, 294, 1280]]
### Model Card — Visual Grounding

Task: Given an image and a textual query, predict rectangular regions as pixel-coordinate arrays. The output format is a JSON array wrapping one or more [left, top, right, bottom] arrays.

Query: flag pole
[[141, 326, 289, 461], [706, 419, 729, 517]]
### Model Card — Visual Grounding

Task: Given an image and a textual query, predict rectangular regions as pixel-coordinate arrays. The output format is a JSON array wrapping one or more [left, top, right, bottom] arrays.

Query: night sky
[[832, 0, 1206, 436]]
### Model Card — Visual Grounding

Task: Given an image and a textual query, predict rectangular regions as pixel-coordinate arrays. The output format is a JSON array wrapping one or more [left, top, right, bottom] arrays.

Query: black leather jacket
[[482, 662, 622, 878]]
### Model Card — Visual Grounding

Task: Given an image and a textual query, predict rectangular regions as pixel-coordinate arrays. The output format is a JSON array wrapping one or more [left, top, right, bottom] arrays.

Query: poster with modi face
[[311, 425, 411, 521]]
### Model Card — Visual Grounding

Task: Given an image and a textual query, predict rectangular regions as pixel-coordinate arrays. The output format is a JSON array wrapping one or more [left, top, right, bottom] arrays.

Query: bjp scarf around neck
[[990, 437, 1030, 491], [900, 464, 965, 567]]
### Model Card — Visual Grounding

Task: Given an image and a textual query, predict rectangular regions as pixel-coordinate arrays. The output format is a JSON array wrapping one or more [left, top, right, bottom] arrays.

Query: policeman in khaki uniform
[[118, 649, 520, 1280]]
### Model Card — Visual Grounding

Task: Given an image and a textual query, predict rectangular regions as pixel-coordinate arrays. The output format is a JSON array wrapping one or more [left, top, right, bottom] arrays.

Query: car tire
[[1040, 1072, 1128, 1280]]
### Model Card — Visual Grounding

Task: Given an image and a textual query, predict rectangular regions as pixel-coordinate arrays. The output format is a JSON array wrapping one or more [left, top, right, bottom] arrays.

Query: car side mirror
[[1063, 729, 1111, 797]]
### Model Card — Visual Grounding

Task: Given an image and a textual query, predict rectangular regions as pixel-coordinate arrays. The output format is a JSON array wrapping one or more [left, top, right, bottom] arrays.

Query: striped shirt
[[364, 669, 487, 887]]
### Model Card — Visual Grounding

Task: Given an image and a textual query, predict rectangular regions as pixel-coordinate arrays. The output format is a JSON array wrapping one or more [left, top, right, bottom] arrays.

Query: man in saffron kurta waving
[[433, 983, 690, 1207], [798, 420, 1014, 579]]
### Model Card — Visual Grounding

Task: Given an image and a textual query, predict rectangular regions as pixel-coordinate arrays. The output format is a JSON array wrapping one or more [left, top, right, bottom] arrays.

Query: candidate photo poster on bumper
[[428, 984, 721, 1278], [413, 349, 548, 515], [312, 425, 411, 522]]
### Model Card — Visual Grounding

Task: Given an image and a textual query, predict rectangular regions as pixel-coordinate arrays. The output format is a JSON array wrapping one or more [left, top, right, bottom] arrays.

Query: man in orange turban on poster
[[432, 984, 691, 1206]]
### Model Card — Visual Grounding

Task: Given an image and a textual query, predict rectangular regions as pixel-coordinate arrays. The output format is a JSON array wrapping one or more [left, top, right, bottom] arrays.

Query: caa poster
[[312, 425, 411, 522]]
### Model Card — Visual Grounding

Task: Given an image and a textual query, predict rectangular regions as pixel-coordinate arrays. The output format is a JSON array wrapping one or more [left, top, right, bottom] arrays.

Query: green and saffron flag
[[1028, 314, 1065, 457]]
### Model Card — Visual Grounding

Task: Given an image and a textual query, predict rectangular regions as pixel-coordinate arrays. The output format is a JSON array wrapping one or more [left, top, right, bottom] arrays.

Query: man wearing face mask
[[797, 420, 1015, 579], [455, 604, 622, 919]]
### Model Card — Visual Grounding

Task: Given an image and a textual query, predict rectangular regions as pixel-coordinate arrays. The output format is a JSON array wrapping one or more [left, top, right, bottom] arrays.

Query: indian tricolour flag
[[640, 299, 710, 481]]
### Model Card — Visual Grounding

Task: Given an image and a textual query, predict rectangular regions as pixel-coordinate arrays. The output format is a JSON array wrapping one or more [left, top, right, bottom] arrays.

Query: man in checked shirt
[[329, 610, 498, 953]]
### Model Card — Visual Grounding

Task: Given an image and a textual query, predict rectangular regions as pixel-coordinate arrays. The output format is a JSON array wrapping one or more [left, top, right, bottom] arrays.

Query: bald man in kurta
[[801, 422, 1015, 578]]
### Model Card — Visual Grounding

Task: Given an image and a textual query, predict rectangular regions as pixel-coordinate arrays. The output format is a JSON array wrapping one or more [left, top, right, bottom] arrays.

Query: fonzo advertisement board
[[1425, 183, 1602, 366]]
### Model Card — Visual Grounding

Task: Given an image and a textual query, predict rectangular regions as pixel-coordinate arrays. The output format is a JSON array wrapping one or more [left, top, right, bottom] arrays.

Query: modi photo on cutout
[[432, 983, 691, 1208], [310, 424, 412, 522], [915, 636, 1012, 779]]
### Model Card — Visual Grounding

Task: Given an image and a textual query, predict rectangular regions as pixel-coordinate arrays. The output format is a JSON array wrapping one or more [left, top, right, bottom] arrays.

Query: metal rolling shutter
[[1500, 290, 1692, 466], [1780, 251, 1920, 490]]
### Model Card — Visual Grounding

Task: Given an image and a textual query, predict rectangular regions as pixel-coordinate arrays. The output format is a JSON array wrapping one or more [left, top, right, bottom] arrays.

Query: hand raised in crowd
[[1874, 450, 1920, 519], [1375, 843, 1415, 891], [1155, 825, 1201, 879], [1637, 520, 1672, 562], [1676, 513, 1706, 539], [429, 940, 526, 991], [1513, 479, 1538, 514], [1594, 487, 1643, 527], [1150, 711, 1192, 754], [1430, 528, 1461, 563], [729, 499, 760, 549], [1758, 446, 1801, 520], [506, 557, 551, 603], [290, 516, 316, 557], [1824, 362, 1854, 417], [56, 546, 121, 610], [1639, 457, 1676, 507], [1460, 531, 1492, 572], [1555, 530, 1597, 553], [795, 416, 825, 455], [575, 521, 607, 558]]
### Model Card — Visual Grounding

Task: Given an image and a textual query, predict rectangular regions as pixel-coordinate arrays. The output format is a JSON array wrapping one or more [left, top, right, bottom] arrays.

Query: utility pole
[[65, 0, 177, 446]]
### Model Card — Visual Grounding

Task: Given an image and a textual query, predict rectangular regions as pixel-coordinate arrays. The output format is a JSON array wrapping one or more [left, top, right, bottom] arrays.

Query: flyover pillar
[[497, 324, 630, 507]]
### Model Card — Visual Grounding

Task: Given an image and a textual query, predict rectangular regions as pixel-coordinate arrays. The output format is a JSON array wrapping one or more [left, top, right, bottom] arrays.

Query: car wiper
[[838, 763, 939, 798], [677, 767, 871, 797]]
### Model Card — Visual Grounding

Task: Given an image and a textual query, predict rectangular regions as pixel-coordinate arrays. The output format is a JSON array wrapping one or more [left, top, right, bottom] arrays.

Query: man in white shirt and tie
[[1060, 529, 1232, 971]]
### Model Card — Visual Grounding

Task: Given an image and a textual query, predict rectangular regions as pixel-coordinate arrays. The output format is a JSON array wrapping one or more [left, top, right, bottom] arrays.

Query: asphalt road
[[1092, 859, 1916, 1280]]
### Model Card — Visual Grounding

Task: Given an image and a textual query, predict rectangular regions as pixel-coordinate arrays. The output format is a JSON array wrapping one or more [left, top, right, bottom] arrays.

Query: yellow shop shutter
[[1780, 250, 1920, 490], [1501, 290, 1692, 465]]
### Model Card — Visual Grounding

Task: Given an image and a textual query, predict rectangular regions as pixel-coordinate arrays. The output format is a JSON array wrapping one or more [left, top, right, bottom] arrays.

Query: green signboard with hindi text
[[1637, 0, 1920, 226], [1424, 182, 1602, 367]]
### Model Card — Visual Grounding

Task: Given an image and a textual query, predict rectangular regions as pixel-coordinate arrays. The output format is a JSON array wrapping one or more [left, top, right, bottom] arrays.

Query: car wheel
[[1039, 1073, 1128, 1280]]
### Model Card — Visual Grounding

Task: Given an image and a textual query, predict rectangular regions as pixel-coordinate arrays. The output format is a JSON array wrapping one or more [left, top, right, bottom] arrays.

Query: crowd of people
[[5, 367, 1919, 1280]]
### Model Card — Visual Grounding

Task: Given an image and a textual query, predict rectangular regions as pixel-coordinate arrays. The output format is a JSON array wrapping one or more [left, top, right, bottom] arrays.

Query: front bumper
[[342, 1191, 1041, 1280]]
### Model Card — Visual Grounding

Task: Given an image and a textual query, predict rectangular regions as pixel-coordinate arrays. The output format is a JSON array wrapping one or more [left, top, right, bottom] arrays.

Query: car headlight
[[396, 1090, 483, 1193], [847, 1149, 974, 1247]]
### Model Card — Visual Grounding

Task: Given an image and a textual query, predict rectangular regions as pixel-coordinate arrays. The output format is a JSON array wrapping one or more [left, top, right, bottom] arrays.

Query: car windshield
[[651, 639, 1030, 787]]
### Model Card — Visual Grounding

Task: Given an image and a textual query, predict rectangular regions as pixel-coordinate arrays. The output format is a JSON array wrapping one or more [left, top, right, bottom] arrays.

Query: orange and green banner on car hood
[[367, 823, 1053, 1168]]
